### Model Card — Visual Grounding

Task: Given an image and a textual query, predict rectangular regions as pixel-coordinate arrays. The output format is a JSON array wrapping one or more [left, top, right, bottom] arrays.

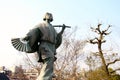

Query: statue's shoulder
[[35, 22, 45, 27], [34, 23, 40, 28], [34, 23, 46, 31]]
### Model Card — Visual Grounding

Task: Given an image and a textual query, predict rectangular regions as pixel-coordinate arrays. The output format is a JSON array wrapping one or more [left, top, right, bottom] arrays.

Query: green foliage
[[111, 75, 120, 80], [108, 67, 116, 75], [87, 68, 108, 80], [86, 66, 109, 80], [86, 66, 120, 80]]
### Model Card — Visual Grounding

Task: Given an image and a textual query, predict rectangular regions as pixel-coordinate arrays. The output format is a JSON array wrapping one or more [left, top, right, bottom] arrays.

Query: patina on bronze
[[11, 12, 71, 80]]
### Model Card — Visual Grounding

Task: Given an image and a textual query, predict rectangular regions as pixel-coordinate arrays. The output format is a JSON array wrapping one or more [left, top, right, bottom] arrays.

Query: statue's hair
[[43, 12, 53, 22]]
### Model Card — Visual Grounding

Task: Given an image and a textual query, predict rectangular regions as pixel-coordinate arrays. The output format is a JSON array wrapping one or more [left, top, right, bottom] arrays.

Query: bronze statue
[[11, 12, 70, 80]]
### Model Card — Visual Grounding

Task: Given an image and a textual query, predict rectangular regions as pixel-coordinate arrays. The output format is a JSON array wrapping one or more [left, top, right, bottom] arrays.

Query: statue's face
[[43, 12, 53, 22], [45, 19, 51, 23]]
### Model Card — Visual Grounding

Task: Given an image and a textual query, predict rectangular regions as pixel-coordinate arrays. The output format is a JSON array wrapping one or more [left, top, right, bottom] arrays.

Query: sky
[[0, 0, 120, 68]]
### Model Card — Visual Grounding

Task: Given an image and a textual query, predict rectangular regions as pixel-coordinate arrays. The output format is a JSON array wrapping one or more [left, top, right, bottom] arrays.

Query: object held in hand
[[11, 38, 32, 52], [53, 25, 71, 28], [11, 28, 41, 53]]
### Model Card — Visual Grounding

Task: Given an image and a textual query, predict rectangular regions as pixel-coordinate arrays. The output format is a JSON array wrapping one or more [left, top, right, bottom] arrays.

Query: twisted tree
[[88, 24, 120, 79]]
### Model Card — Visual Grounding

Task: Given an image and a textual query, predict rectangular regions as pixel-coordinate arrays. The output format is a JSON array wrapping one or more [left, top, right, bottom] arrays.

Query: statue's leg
[[37, 57, 54, 80]]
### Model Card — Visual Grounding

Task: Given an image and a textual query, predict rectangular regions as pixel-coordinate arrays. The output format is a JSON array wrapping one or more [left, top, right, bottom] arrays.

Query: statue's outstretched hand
[[22, 36, 30, 41]]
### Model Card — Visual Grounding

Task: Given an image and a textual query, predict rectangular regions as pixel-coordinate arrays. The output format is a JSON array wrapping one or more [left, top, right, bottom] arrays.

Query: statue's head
[[43, 12, 53, 22]]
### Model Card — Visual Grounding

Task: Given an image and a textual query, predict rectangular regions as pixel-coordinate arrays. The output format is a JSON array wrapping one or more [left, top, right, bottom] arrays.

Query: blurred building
[[24, 68, 38, 80], [9, 65, 38, 80]]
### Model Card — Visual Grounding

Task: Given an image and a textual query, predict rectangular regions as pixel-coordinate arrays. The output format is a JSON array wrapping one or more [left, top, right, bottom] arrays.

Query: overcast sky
[[0, 0, 120, 68]]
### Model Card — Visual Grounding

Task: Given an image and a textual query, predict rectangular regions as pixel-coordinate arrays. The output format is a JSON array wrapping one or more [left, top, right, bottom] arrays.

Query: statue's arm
[[22, 27, 42, 41], [22, 35, 30, 41]]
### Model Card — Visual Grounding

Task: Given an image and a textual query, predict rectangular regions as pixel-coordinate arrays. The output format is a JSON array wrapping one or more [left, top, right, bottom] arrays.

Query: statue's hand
[[62, 24, 66, 31], [22, 36, 30, 41], [59, 24, 67, 35]]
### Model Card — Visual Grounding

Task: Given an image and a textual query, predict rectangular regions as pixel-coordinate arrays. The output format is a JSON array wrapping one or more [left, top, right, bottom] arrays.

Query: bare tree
[[85, 55, 97, 71], [88, 24, 120, 79], [54, 28, 87, 80]]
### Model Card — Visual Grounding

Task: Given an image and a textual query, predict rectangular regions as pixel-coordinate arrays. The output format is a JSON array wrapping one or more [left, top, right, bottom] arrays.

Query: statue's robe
[[26, 23, 62, 62]]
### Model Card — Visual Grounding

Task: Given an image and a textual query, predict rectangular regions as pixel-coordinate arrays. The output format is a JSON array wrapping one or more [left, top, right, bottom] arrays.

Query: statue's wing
[[11, 38, 32, 52]]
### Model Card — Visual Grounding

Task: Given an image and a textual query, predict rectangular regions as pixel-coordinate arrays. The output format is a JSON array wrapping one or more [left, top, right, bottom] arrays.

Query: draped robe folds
[[26, 22, 62, 61]]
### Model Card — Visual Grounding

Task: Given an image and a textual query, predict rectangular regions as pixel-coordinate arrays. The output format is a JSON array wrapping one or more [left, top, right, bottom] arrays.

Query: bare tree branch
[[110, 68, 120, 74], [107, 58, 120, 67], [92, 52, 100, 56], [104, 25, 111, 33], [101, 40, 106, 43], [102, 25, 111, 35], [97, 23, 102, 34], [90, 27, 100, 34], [88, 37, 99, 44]]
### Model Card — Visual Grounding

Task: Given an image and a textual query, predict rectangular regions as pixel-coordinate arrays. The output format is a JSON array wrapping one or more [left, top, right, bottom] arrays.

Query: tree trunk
[[98, 38, 110, 79]]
